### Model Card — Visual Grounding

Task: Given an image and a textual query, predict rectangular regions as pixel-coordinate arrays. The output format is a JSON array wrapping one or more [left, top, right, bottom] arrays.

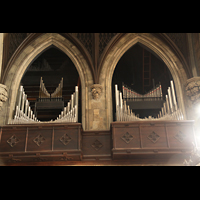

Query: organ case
[[111, 120, 196, 160]]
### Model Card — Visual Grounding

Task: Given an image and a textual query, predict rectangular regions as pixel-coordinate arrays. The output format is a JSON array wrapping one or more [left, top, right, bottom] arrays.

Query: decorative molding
[[33, 157, 48, 162], [91, 140, 103, 151], [121, 132, 133, 144], [91, 84, 103, 100], [0, 84, 8, 110], [185, 77, 200, 104], [60, 133, 72, 146], [147, 131, 160, 143], [174, 131, 186, 143], [7, 135, 19, 147], [60, 153, 73, 161], [33, 134, 45, 147]]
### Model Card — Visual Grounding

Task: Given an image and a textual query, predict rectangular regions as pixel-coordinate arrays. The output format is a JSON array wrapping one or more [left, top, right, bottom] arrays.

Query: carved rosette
[[91, 84, 103, 100], [185, 77, 200, 105], [0, 84, 8, 110]]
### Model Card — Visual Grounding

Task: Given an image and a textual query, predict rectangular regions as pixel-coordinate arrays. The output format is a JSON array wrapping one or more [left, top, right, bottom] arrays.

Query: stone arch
[[99, 33, 189, 129], [1, 33, 94, 130]]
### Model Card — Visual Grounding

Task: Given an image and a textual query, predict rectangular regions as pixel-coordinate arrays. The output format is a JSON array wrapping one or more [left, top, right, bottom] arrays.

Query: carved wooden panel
[[54, 127, 80, 151], [113, 126, 140, 149], [82, 130, 112, 160], [27, 128, 52, 151], [166, 123, 194, 148], [140, 123, 168, 148], [111, 121, 195, 160], [0, 123, 82, 163], [0, 127, 27, 152], [0, 121, 195, 164]]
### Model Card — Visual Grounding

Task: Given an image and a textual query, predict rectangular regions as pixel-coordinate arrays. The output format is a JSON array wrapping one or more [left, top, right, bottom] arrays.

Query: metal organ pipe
[[167, 87, 174, 113], [170, 80, 178, 111], [54, 86, 79, 123], [115, 80, 183, 122], [11, 74, 79, 125]]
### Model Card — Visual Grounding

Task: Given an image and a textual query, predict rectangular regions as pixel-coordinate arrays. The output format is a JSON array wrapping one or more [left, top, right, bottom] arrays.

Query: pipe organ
[[10, 78, 79, 124], [39, 77, 63, 100], [10, 85, 39, 124], [50, 77, 63, 99], [122, 82, 163, 100], [53, 86, 78, 123], [115, 80, 184, 121], [39, 77, 51, 99]]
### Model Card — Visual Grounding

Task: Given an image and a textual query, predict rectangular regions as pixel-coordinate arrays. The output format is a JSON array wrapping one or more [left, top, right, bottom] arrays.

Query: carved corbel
[[91, 84, 103, 100], [185, 77, 200, 105], [0, 84, 8, 110]]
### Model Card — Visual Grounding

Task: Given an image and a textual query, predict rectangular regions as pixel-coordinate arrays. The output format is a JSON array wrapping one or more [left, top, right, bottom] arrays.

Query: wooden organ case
[[111, 81, 197, 163], [0, 78, 82, 163], [0, 79, 197, 165]]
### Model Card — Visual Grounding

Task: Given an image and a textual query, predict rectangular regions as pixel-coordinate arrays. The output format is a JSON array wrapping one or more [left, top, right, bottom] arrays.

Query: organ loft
[[0, 33, 200, 166]]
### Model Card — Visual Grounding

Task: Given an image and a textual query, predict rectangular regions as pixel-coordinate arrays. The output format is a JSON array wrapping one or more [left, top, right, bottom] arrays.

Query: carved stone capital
[[0, 84, 8, 110], [185, 77, 200, 105], [91, 84, 103, 100]]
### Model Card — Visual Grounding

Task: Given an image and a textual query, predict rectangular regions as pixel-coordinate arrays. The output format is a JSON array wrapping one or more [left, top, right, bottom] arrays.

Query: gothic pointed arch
[[0, 33, 94, 130], [1, 33, 95, 84], [99, 33, 189, 129], [97, 33, 191, 83]]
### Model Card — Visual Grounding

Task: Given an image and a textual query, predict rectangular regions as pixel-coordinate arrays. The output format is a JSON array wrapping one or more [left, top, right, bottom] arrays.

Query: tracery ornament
[[174, 131, 186, 143], [121, 132, 134, 144], [91, 140, 103, 151], [147, 131, 160, 143], [0, 84, 8, 110], [7, 135, 20, 147], [33, 134, 45, 147], [185, 77, 200, 104], [60, 133, 72, 146], [91, 84, 103, 100]]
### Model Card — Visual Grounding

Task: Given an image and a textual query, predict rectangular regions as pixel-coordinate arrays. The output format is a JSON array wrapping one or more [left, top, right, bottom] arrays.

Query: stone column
[[187, 33, 198, 77], [0, 84, 8, 110], [0, 33, 4, 81], [89, 84, 107, 130], [185, 77, 200, 146], [185, 77, 200, 106]]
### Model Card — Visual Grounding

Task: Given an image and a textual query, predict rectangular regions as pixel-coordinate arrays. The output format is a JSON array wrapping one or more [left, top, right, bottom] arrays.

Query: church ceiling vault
[[1, 33, 191, 84]]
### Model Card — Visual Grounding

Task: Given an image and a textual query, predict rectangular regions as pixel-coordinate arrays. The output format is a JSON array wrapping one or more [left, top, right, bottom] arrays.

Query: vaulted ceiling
[[1, 33, 194, 83]]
